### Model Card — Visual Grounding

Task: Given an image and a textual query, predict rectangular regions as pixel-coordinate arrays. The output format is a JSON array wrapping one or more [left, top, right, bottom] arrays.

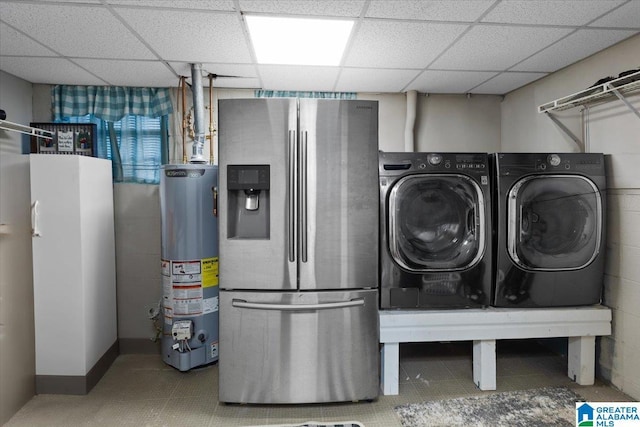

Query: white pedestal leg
[[381, 342, 400, 395], [473, 339, 496, 391], [568, 336, 596, 385]]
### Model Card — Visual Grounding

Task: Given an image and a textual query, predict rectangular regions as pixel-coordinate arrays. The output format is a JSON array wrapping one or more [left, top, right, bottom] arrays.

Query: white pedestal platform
[[379, 306, 611, 394]]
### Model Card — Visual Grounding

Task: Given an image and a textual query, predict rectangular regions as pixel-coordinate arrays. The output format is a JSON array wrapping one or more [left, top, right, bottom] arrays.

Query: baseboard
[[35, 340, 119, 395], [118, 338, 161, 354]]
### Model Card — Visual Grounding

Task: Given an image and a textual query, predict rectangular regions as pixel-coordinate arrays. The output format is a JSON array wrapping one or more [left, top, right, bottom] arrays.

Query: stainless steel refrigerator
[[218, 98, 379, 404]]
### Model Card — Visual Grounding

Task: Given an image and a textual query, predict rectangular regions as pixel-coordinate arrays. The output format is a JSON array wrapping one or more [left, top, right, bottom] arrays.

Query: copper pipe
[[208, 74, 215, 165]]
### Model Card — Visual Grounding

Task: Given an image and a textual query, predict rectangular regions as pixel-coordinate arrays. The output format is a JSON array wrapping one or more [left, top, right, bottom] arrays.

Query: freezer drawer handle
[[231, 298, 364, 311]]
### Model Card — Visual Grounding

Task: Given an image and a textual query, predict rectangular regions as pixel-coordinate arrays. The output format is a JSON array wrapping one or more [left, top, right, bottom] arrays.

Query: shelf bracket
[[608, 86, 640, 119], [544, 112, 583, 151]]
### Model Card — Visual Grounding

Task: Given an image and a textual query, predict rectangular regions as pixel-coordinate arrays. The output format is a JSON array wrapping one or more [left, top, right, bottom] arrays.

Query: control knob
[[427, 153, 443, 166]]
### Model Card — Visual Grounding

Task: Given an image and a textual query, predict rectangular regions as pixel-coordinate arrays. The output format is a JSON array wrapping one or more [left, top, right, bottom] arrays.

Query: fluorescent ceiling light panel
[[246, 15, 353, 66]]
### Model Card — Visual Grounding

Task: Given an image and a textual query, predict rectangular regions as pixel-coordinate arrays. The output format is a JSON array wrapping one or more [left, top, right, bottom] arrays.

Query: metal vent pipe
[[404, 90, 417, 152], [190, 63, 206, 163]]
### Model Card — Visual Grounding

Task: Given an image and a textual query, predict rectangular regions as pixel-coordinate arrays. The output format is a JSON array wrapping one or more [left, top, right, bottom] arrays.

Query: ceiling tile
[[365, 0, 494, 22], [0, 23, 57, 57], [207, 77, 261, 89], [0, 57, 108, 85], [38, 0, 101, 3], [471, 72, 547, 94], [335, 68, 419, 93], [431, 25, 573, 71], [0, 2, 156, 59], [481, 0, 625, 26], [106, 0, 235, 10], [239, 0, 365, 17], [406, 70, 499, 93], [73, 59, 177, 87], [0, 1, 636, 92], [115, 8, 252, 63], [512, 29, 637, 72], [589, 1, 640, 28], [344, 21, 467, 68], [258, 65, 339, 91]]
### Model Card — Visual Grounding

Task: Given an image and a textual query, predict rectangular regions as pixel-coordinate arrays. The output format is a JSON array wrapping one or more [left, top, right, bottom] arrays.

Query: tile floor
[[6, 340, 632, 427]]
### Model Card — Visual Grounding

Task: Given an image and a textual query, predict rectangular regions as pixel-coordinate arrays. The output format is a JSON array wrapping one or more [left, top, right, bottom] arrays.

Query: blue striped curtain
[[52, 86, 172, 122], [52, 86, 172, 184]]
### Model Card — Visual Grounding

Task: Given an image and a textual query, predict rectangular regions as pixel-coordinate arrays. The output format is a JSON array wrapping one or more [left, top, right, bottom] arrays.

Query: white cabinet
[[30, 154, 117, 394]]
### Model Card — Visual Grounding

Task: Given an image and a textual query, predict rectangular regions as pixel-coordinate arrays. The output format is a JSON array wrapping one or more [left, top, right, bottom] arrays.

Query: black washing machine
[[379, 152, 492, 309], [492, 152, 606, 307]]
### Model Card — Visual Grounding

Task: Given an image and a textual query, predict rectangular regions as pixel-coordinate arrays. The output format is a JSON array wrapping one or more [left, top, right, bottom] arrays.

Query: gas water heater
[[160, 164, 218, 371]]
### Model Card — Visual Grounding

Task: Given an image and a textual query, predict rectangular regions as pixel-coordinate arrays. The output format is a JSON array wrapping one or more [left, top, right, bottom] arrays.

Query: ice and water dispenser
[[227, 165, 270, 239]]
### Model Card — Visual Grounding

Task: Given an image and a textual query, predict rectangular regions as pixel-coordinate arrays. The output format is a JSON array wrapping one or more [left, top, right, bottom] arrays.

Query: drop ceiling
[[0, 0, 638, 94]]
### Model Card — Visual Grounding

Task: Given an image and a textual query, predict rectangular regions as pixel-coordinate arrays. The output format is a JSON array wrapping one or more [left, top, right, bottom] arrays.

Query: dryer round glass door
[[507, 175, 603, 270], [388, 174, 485, 271]]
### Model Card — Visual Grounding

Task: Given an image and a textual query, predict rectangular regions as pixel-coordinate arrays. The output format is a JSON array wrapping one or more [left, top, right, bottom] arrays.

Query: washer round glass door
[[388, 174, 485, 272], [508, 175, 602, 270]]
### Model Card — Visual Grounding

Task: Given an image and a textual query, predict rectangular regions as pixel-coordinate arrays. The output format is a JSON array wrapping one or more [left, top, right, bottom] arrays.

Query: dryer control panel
[[496, 152, 605, 176]]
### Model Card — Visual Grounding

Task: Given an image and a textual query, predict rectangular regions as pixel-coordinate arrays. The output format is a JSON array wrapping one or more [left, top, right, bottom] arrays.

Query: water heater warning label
[[172, 260, 201, 276], [163, 258, 209, 318], [172, 284, 202, 300], [173, 298, 202, 316], [203, 296, 219, 314], [202, 257, 219, 288]]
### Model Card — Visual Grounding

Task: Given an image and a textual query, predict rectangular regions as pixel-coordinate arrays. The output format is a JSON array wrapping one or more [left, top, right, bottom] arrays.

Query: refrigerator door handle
[[231, 298, 364, 311], [288, 130, 296, 262], [300, 131, 308, 262]]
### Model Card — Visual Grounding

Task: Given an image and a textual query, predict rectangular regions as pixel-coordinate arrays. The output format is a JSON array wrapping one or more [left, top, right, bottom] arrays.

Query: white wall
[[415, 94, 502, 152], [113, 183, 162, 352], [359, 92, 407, 152], [502, 34, 640, 400], [502, 36, 639, 155], [358, 92, 502, 153], [0, 70, 35, 424], [602, 189, 640, 399]]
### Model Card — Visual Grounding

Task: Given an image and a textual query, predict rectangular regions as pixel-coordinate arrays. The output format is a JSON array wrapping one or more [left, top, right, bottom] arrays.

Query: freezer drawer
[[219, 289, 379, 404]]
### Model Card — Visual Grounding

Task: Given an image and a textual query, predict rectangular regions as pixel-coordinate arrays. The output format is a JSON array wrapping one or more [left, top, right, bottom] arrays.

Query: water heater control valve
[[172, 320, 193, 341]]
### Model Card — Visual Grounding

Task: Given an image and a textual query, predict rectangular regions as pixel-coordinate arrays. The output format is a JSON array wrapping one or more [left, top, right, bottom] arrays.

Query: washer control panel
[[380, 152, 487, 174]]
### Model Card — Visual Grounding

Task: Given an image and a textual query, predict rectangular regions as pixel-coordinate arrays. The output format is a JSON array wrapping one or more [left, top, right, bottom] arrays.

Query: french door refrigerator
[[218, 98, 379, 404]]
